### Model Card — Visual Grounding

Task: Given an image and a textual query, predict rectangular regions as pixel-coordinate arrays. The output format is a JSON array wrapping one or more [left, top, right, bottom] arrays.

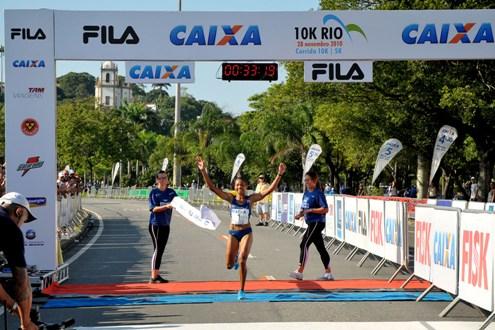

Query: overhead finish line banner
[[51, 10, 495, 61]]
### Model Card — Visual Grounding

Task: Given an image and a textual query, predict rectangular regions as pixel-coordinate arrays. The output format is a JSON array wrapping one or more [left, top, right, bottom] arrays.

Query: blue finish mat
[[42, 291, 452, 308]]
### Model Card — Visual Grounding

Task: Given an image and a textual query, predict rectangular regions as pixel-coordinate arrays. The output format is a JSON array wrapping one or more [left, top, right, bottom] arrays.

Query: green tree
[[57, 72, 95, 100]]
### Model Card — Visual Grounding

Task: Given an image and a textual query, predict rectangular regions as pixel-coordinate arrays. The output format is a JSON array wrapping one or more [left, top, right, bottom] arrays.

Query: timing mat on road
[[43, 291, 452, 308], [44, 279, 430, 296]]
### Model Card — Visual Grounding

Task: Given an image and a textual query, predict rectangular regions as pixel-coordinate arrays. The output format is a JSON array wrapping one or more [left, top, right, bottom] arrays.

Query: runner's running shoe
[[238, 290, 246, 300], [318, 273, 335, 281], [149, 275, 169, 283], [289, 270, 303, 280]]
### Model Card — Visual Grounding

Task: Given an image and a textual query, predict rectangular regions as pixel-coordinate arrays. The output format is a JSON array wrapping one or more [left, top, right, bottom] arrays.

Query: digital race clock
[[221, 63, 278, 81]]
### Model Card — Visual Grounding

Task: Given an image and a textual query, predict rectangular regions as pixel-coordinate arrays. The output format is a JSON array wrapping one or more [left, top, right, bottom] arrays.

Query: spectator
[[0, 164, 5, 197], [387, 180, 398, 197], [357, 183, 365, 196], [0, 192, 38, 330], [487, 180, 495, 203], [470, 176, 480, 201]]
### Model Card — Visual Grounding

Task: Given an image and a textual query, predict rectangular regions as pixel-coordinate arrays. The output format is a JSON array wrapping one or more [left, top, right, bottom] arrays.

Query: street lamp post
[[173, 0, 182, 188]]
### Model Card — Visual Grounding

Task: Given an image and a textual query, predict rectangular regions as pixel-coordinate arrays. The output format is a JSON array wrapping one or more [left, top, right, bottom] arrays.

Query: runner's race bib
[[231, 208, 250, 225]]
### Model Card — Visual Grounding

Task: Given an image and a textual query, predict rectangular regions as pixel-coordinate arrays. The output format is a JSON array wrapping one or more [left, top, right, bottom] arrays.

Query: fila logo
[[304, 61, 373, 83], [10, 28, 46, 40], [312, 63, 364, 81], [83, 25, 139, 44]]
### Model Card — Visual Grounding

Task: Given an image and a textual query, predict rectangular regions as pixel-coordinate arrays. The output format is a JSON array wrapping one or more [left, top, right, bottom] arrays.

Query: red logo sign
[[17, 156, 44, 177], [21, 118, 39, 136]]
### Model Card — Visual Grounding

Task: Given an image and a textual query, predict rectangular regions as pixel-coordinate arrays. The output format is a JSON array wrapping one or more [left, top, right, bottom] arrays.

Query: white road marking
[[64, 208, 104, 266], [75, 321, 495, 330]]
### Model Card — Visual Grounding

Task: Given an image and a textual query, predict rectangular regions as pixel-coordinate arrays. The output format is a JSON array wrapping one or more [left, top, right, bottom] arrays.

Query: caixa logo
[[402, 22, 494, 44], [83, 25, 139, 44], [10, 28, 46, 40], [129, 64, 192, 80], [13, 60, 45, 68], [170, 25, 261, 46]]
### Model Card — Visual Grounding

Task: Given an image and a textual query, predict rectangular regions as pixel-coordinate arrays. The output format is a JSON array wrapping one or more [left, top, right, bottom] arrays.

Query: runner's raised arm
[[197, 156, 233, 203]]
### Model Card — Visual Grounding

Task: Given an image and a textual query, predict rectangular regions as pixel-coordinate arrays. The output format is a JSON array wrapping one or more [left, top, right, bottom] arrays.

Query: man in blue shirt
[[148, 171, 177, 283]]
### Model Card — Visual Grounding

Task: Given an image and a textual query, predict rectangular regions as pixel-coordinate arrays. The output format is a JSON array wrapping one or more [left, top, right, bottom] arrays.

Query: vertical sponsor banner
[[429, 125, 458, 184], [344, 196, 359, 247], [430, 209, 459, 295], [414, 206, 434, 281], [335, 196, 345, 241], [271, 192, 279, 221], [356, 198, 370, 251], [231, 153, 245, 183], [325, 195, 335, 238], [5, 10, 57, 270], [368, 199, 385, 258], [459, 212, 494, 311], [371, 138, 402, 184], [384, 201, 406, 265], [287, 193, 295, 225]]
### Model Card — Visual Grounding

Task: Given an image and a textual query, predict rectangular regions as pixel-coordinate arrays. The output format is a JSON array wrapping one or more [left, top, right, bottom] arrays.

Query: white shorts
[[256, 203, 269, 214]]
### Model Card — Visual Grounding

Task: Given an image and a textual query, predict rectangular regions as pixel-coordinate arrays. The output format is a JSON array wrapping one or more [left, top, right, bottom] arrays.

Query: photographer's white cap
[[0, 192, 37, 223]]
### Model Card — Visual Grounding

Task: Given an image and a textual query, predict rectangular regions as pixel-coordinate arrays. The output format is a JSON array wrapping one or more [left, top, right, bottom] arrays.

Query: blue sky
[[2, 0, 320, 115]]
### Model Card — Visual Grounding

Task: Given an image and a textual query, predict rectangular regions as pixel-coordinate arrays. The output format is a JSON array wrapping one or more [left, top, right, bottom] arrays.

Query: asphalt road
[[1, 198, 490, 329]]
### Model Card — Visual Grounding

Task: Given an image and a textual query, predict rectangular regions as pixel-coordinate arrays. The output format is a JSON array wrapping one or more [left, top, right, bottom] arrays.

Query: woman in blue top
[[148, 170, 177, 283], [289, 170, 334, 281], [197, 156, 286, 299]]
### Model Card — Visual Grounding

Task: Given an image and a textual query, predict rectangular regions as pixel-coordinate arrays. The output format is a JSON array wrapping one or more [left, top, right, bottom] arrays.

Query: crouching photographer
[[0, 192, 38, 330]]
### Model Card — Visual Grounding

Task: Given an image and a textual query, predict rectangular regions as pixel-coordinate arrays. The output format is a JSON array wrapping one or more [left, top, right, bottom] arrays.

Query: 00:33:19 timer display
[[221, 63, 278, 81]]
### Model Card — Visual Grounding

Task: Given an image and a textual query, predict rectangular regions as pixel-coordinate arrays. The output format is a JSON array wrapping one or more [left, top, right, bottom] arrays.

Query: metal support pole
[[345, 247, 359, 261], [388, 264, 406, 283], [333, 241, 346, 255], [371, 258, 387, 275], [479, 312, 495, 330], [173, 0, 182, 188], [326, 237, 336, 250], [416, 284, 435, 302], [357, 251, 370, 267], [400, 273, 416, 289], [439, 296, 461, 318]]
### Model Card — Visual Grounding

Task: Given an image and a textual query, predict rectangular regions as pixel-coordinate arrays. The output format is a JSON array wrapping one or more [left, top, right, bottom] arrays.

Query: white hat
[[0, 192, 37, 223]]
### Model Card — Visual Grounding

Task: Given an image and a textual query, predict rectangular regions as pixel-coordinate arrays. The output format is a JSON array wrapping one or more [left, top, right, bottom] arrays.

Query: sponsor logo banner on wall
[[304, 61, 373, 83], [125, 61, 195, 83], [287, 193, 295, 225], [459, 212, 494, 311], [430, 208, 459, 295], [414, 207, 434, 281], [271, 192, 279, 221], [356, 198, 370, 251], [335, 196, 345, 241], [384, 201, 406, 265], [281, 193, 289, 224], [325, 196, 335, 238], [5, 9, 57, 270], [53, 10, 495, 61], [293, 193, 305, 228], [344, 196, 359, 247], [368, 199, 385, 258]]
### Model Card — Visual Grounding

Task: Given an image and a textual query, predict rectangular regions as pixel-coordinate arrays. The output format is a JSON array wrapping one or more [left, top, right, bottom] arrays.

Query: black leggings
[[149, 224, 170, 270], [299, 221, 330, 268]]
